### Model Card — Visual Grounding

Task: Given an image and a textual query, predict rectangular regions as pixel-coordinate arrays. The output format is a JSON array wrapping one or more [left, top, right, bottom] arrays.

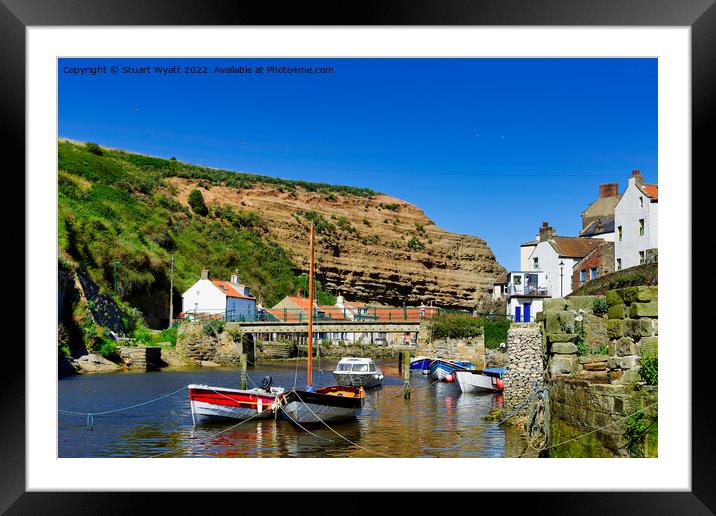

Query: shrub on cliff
[[86, 142, 103, 155], [188, 189, 209, 215]]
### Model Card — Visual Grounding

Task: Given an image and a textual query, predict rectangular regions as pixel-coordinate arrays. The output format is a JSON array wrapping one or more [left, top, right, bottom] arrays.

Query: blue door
[[515, 306, 521, 323], [524, 303, 531, 322]]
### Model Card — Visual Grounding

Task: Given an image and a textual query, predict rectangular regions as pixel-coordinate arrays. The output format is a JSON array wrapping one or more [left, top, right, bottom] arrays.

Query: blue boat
[[429, 358, 475, 381], [409, 356, 432, 373]]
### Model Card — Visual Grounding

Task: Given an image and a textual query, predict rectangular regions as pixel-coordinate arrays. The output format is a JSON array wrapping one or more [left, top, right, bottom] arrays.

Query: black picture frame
[[2, 0, 710, 512]]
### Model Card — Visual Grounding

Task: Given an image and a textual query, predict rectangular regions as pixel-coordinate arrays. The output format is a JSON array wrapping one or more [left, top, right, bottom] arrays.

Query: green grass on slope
[[58, 140, 337, 309]]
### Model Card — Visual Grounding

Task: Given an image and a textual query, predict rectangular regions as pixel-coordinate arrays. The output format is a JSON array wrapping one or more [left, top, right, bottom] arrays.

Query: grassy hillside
[[58, 139, 345, 326]]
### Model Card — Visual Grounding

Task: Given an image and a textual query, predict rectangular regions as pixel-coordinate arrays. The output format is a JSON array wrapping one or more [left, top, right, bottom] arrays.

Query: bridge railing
[[177, 306, 512, 325]]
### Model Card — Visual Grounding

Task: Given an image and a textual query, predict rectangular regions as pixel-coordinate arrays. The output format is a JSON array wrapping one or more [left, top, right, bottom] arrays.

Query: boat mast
[[307, 222, 315, 387]]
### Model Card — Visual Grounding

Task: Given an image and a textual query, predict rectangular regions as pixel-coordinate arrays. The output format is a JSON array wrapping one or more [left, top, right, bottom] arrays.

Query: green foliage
[[431, 314, 484, 339], [415, 222, 425, 235], [86, 142, 103, 155], [97, 339, 119, 360], [484, 318, 511, 349], [132, 320, 153, 343], [58, 324, 71, 357], [640, 354, 658, 385], [362, 217, 371, 226], [188, 189, 208, 216], [592, 298, 608, 315], [380, 202, 400, 212], [624, 411, 654, 456], [202, 318, 225, 336], [58, 140, 300, 309], [574, 321, 589, 356], [406, 236, 425, 251]]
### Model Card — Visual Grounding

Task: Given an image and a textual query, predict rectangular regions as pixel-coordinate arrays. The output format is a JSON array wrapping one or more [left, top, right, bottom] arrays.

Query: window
[[513, 275, 522, 285], [617, 259, 622, 271], [533, 257, 539, 270], [639, 219, 645, 236], [639, 251, 645, 264], [590, 267, 598, 279], [580, 270, 587, 284], [617, 226, 623, 241], [640, 196, 644, 208]]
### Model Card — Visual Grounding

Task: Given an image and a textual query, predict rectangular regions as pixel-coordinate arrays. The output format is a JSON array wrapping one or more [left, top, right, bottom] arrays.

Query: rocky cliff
[[168, 178, 505, 309]]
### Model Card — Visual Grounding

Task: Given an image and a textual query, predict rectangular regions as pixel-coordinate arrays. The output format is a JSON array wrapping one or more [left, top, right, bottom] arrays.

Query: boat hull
[[332, 372, 383, 388], [282, 387, 364, 424], [429, 359, 474, 381], [454, 370, 504, 393], [409, 357, 432, 372], [188, 384, 281, 423]]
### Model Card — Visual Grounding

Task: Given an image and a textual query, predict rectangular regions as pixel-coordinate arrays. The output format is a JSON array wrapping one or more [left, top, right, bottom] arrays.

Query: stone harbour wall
[[503, 324, 544, 414], [540, 287, 658, 457]]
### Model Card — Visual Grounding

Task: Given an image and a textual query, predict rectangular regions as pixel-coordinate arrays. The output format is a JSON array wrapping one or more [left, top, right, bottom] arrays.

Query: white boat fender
[[257, 398, 263, 413]]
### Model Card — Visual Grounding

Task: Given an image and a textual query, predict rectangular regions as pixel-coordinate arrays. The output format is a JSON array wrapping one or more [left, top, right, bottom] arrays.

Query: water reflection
[[58, 360, 531, 458]]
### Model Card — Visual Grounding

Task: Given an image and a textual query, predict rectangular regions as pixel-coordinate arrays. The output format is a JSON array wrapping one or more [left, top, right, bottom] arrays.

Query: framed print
[[3, 0, 712, 512]]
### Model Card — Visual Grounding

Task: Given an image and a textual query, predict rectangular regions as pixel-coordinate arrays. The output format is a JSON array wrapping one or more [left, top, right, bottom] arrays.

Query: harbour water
[[58, 359, 535, 458]]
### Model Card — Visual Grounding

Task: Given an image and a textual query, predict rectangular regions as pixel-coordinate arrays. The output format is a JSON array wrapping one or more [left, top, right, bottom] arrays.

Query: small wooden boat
[[409, 356, 432, 374], [282, 386, 365, 424], [454, 368, 505, 393], [332, 357, 384, 388], [188, 379, 285, 424], [429, 358, 475, 381], [282, 222, 365, 425]]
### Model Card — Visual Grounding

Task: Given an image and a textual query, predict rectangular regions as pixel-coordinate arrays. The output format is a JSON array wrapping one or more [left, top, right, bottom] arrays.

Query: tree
[[188, 189, 208, 216]]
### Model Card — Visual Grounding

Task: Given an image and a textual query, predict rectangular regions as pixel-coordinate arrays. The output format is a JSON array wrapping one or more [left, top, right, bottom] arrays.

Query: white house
[[505, 271, 551, 322], [614, 170, 658, 270], [181, 269, 256, 321]]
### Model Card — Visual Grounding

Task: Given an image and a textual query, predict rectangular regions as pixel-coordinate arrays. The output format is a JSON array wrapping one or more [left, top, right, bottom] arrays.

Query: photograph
[[56, 57, 660, 460]]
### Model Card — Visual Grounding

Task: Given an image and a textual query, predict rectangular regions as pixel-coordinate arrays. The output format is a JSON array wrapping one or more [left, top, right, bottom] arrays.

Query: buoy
[[496, 379, 504, 390], [445, 373, 454, 383]]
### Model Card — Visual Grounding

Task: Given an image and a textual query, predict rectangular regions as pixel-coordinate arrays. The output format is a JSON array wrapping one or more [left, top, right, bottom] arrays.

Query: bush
[[97, 339, 119, 360], [593, 298, 608, 315], [640, 354, 658, 385], [431, 314, 483, 339], [202, 318, 225, 336], [484, 319, 510, 349], [86, 142, 103, 155], [188, 189, 209, 216], [407, 236, 425, 251]]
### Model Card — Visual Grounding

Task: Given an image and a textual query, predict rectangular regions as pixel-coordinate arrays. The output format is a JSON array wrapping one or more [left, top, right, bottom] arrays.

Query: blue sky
[[59, 58, 657, 271]]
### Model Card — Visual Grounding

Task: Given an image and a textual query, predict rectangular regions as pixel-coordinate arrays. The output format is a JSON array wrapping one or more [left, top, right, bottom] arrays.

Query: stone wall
[[549, 379, 658, 457], [540, 287, 658, 457], [503, 324, 544, 415], [118, 346, 162, 370], [176, 323, 247, 366]]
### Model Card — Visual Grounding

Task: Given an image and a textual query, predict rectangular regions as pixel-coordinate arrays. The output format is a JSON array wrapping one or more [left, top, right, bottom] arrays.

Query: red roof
[[642, 184, 658, 201], [210, 279, 254, 300]]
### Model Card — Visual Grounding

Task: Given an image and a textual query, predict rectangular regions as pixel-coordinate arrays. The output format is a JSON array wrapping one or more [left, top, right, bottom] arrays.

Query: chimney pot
[[632, 169, 641, 176], [542, 221, 549, 227]]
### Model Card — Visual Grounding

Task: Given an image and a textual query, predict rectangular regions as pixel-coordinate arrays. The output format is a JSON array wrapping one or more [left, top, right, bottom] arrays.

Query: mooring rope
[[432, 384, 544, 456], [536, 401, 659, 454], [59, 385, 188, 430], [149, 409, 266, 458], [292, 391, 391, 457], [277, 404, 334, 441]]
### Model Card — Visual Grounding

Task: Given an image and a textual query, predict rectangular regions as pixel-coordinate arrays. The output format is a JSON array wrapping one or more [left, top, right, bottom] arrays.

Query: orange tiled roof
[[549, 237, 603, 258], [211, 279, 254, 300], [642, 184, 658, 201]]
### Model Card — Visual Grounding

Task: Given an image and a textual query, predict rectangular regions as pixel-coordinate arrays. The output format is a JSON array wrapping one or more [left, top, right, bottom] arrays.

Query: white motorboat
[[454, 368, 505, 393], [332, 357, 384, 388]]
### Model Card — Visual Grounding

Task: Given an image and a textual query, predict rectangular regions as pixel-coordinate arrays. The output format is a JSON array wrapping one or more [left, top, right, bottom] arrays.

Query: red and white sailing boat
[[188, 377, 286, 424], [282, 223, 365, 424]]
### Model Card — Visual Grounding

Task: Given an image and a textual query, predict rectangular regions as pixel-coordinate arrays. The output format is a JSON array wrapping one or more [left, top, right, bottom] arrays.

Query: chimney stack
[[599, 183, 619, 198], [230, 270, 239, 284], [200, 269, 209, 280], [631, 169, 644, 186], [538, 221, 556, 242]]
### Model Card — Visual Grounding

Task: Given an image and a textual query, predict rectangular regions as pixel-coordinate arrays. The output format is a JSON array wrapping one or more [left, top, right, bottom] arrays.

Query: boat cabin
[[335, 357, 379, 373]]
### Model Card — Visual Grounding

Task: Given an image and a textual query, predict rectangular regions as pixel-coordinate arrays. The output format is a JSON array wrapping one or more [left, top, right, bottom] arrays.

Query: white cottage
[[181, 269, 256, 321], [614, 170, 658, 270]]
